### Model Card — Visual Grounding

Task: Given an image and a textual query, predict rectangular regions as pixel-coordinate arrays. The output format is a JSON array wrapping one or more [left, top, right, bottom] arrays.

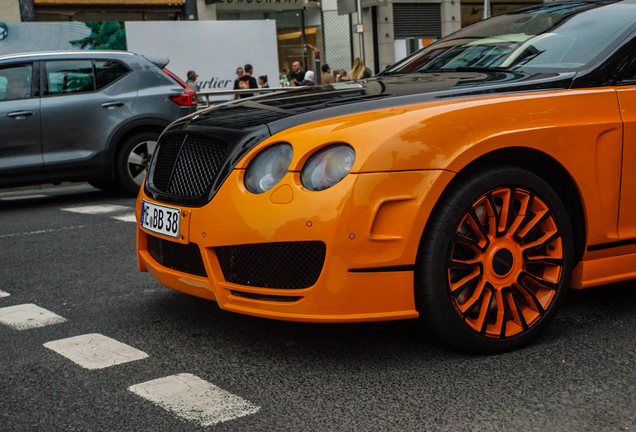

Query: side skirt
[[571, 252, 636, 289]]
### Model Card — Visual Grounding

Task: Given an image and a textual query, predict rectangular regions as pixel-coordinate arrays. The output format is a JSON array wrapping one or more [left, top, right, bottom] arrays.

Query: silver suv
[[0, 51, 197, 194]]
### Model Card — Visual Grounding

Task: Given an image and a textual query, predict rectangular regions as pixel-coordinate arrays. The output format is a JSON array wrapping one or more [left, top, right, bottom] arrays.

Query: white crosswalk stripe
[[129, 373, 260, 427], [0, 304, 66, 330], [60, 204, 137, 223], [61, 204, 131, 215], [44, 333, 149, 369], [112, 213, 137, 223]]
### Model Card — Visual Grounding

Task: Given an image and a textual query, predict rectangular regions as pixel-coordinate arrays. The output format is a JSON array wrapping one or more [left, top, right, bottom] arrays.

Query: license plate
[[140, 200, 181, 238]]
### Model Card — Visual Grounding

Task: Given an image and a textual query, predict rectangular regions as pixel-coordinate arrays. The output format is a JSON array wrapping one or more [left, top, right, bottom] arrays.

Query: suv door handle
[[7, 110, 33, 119], [101, 101, 124, 109]]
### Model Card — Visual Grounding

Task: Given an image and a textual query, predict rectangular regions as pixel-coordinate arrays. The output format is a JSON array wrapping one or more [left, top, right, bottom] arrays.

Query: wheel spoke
[[496, 187, 515, 235], [504, 288, 527, 334], [486, 289, 506, 337], [128, 151, 144, 166], [522, 230, 560, 254], [484, 193, 499, 237], [518, 270, 558, 292], [467, 207, 490, 245], [146, 140, 158, 156], [453, 232, 485, 253], [465, 286, 492, 333], [458, 279, 487, 313], [524, 256, 563, 266], [448, 258, 481, 269], [516, 209, 551, 242], [449, 265, 482, 296], [517, 271, 558, 314], [508, 192, 533, 237], [132, 170, 147, 186], [516, 275, 547, 315]]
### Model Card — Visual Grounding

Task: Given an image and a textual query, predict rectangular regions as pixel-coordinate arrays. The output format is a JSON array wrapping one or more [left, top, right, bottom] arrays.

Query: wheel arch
[[441, 147, 586, 265], [104, 118, 169, 180]]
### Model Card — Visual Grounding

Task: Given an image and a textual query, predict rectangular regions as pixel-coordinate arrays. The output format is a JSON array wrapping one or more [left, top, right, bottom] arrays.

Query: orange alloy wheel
[[415, 165, 573, 354], [448, 187, 563, 338]]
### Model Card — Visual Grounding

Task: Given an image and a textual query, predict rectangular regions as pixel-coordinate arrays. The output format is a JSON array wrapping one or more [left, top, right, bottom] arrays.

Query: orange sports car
[[137, 0, 636, 353]]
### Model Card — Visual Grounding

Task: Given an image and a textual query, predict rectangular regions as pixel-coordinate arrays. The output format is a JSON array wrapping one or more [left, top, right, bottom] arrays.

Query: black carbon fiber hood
[[168, 70, 573, 136], [146, 70, 574, 206]]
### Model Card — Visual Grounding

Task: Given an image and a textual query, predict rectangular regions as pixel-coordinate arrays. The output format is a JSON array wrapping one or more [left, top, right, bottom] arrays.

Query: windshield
[[386, 1, 636, 73]]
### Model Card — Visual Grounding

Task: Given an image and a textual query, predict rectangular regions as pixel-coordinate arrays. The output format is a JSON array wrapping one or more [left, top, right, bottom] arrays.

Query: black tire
[[415, 165, 574, 354], [115, 132, 159, 196]]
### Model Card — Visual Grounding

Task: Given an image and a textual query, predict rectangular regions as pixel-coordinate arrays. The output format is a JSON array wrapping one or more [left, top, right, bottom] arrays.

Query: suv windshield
[[386, 1, 636, 73]]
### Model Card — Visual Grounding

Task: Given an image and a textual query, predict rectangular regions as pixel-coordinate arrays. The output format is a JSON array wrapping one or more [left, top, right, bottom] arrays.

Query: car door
[[40, 58, 137, 178], [0, 62, 43, 186], [616, 55, 636, 254]]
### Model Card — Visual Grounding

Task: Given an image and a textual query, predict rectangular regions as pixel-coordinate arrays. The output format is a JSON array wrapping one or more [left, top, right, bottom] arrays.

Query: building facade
[[0, 0, 544, 81]]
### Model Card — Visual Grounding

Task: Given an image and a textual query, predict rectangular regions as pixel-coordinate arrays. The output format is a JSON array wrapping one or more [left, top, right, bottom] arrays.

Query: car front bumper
[[137, 169, 452, 322]]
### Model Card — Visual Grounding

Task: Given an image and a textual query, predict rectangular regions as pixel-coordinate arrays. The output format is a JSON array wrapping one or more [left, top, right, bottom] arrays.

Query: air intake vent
[[216, 241, 326, 289], [147, 235, 207, 277]]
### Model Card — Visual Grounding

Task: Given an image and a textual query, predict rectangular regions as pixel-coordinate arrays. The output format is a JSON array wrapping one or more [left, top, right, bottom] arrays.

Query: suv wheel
[[116, 132, 159, 195]]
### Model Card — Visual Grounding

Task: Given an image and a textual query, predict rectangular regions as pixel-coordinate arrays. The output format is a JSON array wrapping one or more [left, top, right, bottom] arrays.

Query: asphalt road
[[1, 184, 636, 432]]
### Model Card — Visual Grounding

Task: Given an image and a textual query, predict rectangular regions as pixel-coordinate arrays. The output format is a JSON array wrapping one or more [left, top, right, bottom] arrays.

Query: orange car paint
[[138, 86, 636, 321]]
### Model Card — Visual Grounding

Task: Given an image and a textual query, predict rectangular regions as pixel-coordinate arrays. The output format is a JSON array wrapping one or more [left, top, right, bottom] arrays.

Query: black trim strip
[[230, 291, 301, 302], [348, 264, 415, 273], [588, 237, 636, 252]]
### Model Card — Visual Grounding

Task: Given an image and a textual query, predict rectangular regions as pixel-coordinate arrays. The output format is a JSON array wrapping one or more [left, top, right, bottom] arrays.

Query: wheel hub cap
[[492, 248, 514, 276]]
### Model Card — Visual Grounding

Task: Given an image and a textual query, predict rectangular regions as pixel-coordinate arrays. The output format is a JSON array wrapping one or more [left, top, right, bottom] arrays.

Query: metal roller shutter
[[393, 3, 442, 39]]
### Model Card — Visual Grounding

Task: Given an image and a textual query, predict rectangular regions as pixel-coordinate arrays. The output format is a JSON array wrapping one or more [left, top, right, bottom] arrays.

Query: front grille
[[147, 234, 207, 277], [215, 241, 326, 289], [151, 133, 228, 199]]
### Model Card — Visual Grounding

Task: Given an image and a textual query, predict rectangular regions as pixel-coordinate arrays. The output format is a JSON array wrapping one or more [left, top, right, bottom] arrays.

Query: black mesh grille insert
[[152, 134, 184, 192], [151, 133, 228, 199], [147, 235, 207, 277], [216, 242, 326, 289]]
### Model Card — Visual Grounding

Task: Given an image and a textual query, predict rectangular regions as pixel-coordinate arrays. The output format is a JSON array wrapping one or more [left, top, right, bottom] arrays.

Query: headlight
[[301, 144, 355, 191], [244, 143, 293, 194]]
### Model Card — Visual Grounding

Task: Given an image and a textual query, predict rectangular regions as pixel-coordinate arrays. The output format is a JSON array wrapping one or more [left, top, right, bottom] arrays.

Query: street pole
[[356, 0, 365, 62], [482, 0, 490, 19]]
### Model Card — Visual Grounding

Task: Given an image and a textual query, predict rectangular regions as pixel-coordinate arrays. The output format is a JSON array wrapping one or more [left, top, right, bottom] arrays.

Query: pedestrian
[[336, 69, 349, 82], [258, 75, 269, 88], [349, 57, 372, 81], [298, 70, 315, 86], [288, 61, 305, 86], [233, 66, 244, 100], [186, 70, 199, 92], [235, 63, 258, 99], [321, 64, 335, 84], [280, 69, 290, 86]]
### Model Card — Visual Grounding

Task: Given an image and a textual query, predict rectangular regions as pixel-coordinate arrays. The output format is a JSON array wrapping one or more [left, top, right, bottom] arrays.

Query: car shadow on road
[[139, 278, 636, 363], [142, 288, 451, 362]]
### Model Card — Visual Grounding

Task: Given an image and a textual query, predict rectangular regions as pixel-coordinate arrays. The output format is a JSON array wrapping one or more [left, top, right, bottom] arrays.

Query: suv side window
[[0, 64, 33, 101], [46, 60, 95, 95], [95, 60, 130, 90]]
